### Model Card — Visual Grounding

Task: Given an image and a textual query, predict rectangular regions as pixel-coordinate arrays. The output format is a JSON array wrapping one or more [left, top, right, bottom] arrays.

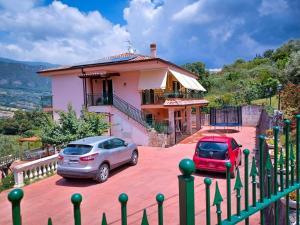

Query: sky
[[0, 0, 299, 68]]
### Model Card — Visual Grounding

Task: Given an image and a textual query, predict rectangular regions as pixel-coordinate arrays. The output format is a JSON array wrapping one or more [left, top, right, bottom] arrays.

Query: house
[[38, 44, 208, 146]]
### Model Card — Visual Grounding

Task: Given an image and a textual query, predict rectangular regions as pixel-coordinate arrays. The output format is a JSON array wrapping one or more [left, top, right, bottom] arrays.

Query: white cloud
[[0, 1, 130, 64], [172, 0, 211, 24], [259, 0, 289, 16]]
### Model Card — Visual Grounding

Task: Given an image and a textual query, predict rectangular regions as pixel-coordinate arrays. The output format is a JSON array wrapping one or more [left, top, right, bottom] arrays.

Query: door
[[110, 138, 129, 162], [231, 139, 240, 164], [99, 140, 119, 167], [102, 80, 113, 105]]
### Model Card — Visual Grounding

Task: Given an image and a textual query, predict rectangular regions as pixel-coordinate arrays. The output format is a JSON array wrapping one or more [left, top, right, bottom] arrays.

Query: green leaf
[[213, 181, 223, 206], [265, 154, 272, 171], [250, 157, 258, 177], [141, 209, 149, 225], [101, 213, 108, 225], [234, 168, 243, 190]]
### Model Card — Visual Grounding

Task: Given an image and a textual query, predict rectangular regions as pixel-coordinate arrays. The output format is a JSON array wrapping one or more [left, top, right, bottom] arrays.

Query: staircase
[[112, 94, 148, 128], [112, 94, 169, 133]]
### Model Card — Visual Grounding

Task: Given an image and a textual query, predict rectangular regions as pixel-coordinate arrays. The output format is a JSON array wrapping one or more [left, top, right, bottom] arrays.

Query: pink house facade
[[38, 44, 208, 146]]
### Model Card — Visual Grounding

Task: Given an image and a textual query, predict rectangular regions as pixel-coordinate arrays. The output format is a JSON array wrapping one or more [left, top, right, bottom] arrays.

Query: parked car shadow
[[55, 164, 132, 187], [193, 170, 226, 179]]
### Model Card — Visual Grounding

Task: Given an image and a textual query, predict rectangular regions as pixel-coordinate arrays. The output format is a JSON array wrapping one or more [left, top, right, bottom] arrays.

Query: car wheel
[[96, 163, 109, 183], [230, 164, 236, 179], [130, 150, 138, 166]]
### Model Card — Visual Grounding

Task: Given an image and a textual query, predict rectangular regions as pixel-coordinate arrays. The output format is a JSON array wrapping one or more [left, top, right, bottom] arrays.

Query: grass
[[252, 95, 279, 109], [0, 135, 42, 157]]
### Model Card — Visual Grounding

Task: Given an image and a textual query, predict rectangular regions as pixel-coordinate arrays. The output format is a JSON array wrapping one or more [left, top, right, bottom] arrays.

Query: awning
[[169, 69, 206, 91], [138, 69, 168, 90]]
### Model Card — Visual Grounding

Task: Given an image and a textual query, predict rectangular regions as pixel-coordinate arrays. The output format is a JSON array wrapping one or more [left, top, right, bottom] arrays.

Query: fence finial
[[8, 188, 24, 225], [71, 193, 82, 225], [119, 193, 128, 225], [179, 158, 195, 177]]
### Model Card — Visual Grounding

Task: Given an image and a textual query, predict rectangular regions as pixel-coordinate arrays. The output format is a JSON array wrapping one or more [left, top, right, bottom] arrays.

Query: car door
[[231, 139, 240, 164], [110, 138, 128, 163], [99, 140, 120, 167]]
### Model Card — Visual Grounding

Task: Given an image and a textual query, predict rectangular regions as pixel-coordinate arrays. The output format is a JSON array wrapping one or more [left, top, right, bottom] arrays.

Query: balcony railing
[[141, 91, 203, 105], [87, 93, 113, 106]]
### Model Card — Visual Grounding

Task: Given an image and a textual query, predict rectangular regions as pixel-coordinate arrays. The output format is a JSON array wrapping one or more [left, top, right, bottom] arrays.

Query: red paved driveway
[[0, 126, 259, 225]]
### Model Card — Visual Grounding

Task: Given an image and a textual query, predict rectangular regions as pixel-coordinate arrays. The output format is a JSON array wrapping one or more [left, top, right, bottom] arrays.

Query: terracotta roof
[[163, 99, 209, 106], [39, 53, 154, 73]]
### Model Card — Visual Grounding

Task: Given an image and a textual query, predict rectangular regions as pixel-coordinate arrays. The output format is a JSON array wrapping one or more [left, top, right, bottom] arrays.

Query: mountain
[[0, 57, 57, 110]]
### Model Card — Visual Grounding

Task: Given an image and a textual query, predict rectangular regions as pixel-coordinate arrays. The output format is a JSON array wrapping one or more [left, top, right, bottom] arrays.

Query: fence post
[[7, 188, 24, 225], [273, 126, 279, 225], [71, 193, 82, 225], [284, 119, 291, 225], [119, 193, 128, 225], [244, 149, 250, 225], [13, 170, 24, 188], [296, 115, 300, 225], [204, 177, 212, 225], [225, 162, 232, 221], [156, 193, 164, 225], [178, 158, 195, 225], [258, 134, 265, 225]]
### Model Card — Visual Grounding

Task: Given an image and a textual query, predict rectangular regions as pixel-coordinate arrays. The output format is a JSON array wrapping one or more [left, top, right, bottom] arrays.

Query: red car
[[193, 136, 242, 178]]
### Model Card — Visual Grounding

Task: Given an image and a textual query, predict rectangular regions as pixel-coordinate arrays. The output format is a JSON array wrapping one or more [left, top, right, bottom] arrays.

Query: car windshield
[[197, 142, 228, 152], [63, 144, 93, 155]]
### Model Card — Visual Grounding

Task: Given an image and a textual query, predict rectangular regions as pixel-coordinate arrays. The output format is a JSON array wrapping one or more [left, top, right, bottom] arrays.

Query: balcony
[[86, 93, 113, 106], [141, 91, 204, 105]]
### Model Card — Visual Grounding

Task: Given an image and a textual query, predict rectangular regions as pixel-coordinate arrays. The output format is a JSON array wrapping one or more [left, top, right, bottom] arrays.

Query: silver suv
[[57, 136, 138, 182]]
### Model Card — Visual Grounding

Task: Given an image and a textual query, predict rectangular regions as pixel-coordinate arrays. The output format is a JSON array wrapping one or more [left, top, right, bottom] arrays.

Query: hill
[[0, 57, 57, 110], [183, 39, 300, 108]]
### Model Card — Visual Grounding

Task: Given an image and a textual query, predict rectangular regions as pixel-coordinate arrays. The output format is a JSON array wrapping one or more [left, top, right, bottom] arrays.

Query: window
[[197, 141, 229, 160], [99, 140, 113, 149], [63, 144, 93, 155], [231, 139, 239, 150], [111, 138, 125, 148], [99, 139, 125, 149]]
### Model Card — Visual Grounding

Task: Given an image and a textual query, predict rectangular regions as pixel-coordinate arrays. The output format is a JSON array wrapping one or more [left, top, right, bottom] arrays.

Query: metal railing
[[86, 93, 112, 106], [86, 93, 169, 133], [141, 90, 203, 105], [5, 114, 300, 225]]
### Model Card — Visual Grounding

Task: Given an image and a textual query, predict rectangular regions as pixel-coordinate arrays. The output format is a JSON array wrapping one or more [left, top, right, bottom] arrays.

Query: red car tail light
[[80, 153, 99, 161], [58, 155, 64, 161]]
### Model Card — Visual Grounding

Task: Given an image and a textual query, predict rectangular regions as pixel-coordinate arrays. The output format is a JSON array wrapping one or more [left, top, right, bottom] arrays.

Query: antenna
[[125, 40, 136, 53]]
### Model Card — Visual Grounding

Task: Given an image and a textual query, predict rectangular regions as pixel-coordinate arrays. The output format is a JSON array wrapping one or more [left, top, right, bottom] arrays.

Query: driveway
[[0, 126, 259, 225]]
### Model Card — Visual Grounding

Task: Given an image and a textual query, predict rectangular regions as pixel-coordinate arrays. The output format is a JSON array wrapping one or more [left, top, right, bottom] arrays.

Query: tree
[[182, 62, 211, 89], [40, 105, 110, 146], [281, 83, 300, 119], [284, 51, 300, 84]]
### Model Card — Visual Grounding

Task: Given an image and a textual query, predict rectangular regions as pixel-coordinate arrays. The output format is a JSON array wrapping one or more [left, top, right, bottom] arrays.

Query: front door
[[102, 80, 113, 105]]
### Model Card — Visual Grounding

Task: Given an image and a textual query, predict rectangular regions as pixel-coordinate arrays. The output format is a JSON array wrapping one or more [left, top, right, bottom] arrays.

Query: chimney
[[150, 43, 157, 57]]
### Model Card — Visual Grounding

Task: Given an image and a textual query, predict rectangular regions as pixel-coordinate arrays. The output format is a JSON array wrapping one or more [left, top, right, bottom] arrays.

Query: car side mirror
[[124, 142, 128, 147], [238, 144, 242, 148]]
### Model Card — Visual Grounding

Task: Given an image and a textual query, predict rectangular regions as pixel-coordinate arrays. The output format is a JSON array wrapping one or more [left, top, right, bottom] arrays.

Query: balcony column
[[186, 107, 193, 135], [196, 106, 201, 130], [168, 108, 176, 145]]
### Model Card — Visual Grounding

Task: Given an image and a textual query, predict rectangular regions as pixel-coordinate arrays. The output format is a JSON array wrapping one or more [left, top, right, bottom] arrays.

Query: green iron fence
[[5, 114, 300, 225]]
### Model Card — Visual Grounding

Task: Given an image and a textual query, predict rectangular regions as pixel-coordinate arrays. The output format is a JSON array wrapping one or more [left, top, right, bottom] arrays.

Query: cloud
[[0, 0, 299, 68], [172, 0, 211, 24], [259, 0, 289, 16], [0, 1, 130, 64]]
